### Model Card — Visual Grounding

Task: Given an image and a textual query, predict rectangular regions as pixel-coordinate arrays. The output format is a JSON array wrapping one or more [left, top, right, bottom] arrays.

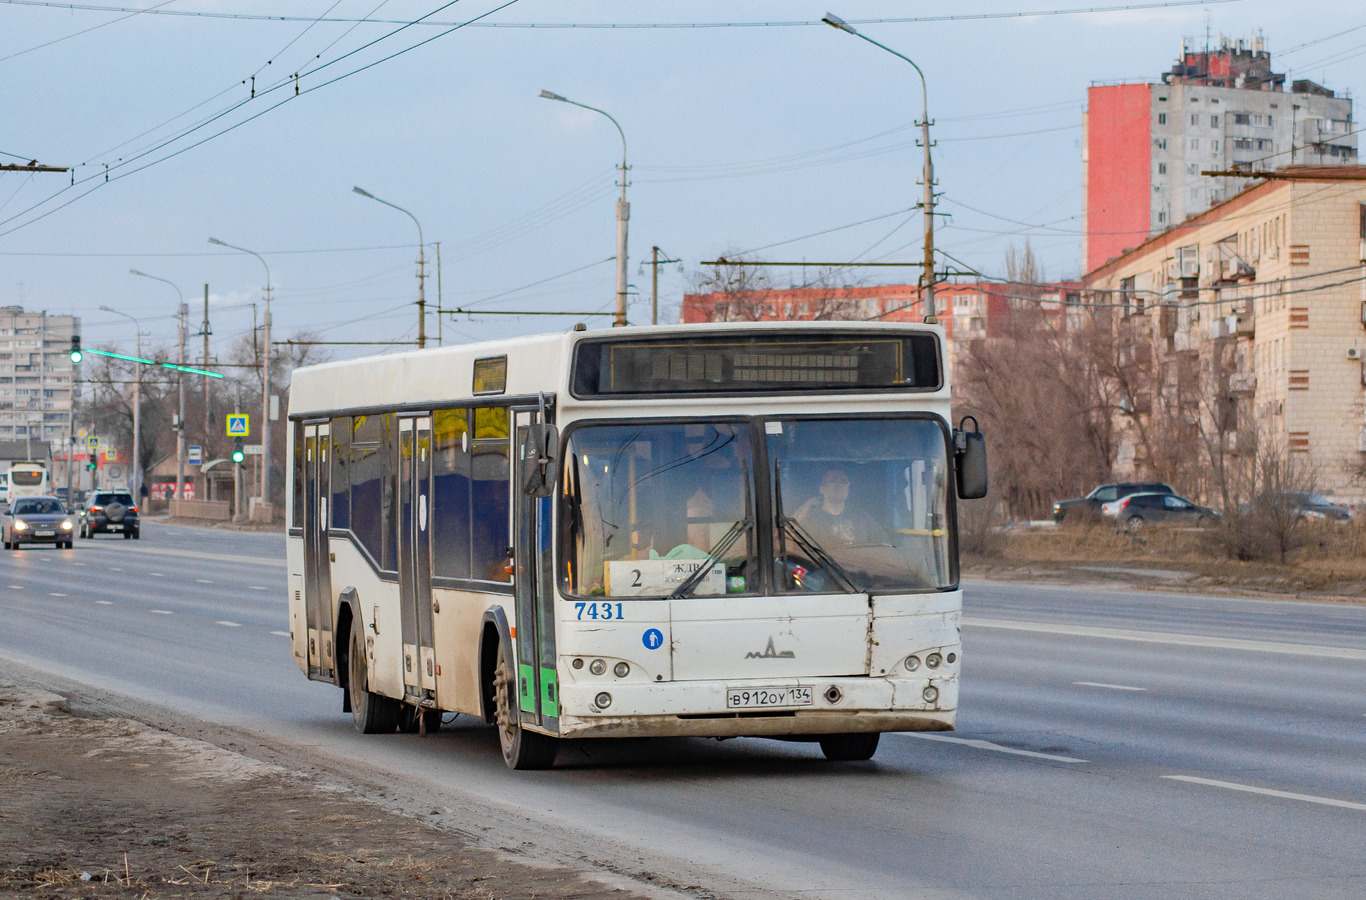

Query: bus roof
[[287, 321, 946, 419]]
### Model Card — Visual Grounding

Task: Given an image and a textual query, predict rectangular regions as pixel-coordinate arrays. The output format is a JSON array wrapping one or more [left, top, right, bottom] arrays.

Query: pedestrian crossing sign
[[86, 435, 99, 451], [104, 448, 116, 461], [226, 414, 249, 436]]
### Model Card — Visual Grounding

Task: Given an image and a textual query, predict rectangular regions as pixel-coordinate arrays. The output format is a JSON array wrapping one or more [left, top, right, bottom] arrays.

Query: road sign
[[78, 428, 88, 439], [243, 443, 264, 456], [226, 414, 249, 436], [86, 435, 99, 451], [104, 448, 116, 461], [187, 445, 203, 465]]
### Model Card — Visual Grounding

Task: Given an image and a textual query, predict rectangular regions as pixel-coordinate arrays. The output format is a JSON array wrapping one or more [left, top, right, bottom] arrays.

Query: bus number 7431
[[575, 602, 625, 621]]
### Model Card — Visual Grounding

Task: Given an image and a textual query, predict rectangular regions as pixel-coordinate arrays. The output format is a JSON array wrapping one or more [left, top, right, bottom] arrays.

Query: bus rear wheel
[[819, 732, 880, 761], [492, 642, 557, 770], [348, 626, 400, 734]]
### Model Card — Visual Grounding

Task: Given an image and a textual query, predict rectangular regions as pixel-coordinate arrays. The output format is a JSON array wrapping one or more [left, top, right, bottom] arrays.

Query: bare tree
[[689, 255, 773, 322]]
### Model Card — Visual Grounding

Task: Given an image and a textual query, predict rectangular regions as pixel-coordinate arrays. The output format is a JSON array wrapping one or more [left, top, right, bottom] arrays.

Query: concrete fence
[[168, 499, 232, 521]]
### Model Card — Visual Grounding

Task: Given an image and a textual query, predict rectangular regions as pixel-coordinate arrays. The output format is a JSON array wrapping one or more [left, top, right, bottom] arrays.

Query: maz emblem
[[746, 637, 795, 659]]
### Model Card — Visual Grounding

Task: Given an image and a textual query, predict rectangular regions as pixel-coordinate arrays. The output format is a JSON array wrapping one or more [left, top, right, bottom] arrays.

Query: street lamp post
[[540, 90, 631, 327], [130, 269, 188, 504], [822, 13, 938, 324], [352, 186, 428, 348], [98, 306, 143, 500], [208, 237, 272, 516]]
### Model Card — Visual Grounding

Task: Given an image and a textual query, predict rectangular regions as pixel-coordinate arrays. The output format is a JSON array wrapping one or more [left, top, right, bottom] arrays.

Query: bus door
[[513, 407, 558, 733], [304, 422, 335, 679], [397, 415, 437, 704]]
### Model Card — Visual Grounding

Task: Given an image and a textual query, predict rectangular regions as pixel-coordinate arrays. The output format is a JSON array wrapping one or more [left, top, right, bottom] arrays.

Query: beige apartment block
[[1085, 167, 1366, 505]]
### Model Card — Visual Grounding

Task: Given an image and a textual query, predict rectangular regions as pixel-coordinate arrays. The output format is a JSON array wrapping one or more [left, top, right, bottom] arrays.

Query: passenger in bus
[[794, 467, 882, 547]]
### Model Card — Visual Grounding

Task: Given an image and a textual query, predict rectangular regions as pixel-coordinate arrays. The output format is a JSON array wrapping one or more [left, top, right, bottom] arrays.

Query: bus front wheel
[[819, 732, 880, 761], [348, 626, 400, 734], [492, 642, 558, 770]]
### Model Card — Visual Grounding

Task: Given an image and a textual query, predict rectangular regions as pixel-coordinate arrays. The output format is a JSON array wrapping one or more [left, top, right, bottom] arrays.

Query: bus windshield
[[561, 422, 757, 599], [767, 417, 952, 593], [560, 416, 953, 598]]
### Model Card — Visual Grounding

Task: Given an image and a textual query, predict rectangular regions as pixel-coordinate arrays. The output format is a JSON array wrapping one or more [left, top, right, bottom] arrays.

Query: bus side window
[[471, 406, 511, 583], [381, 414, 398, 572], [331, 417, 351, 530], [349, 415, 385, 567], [432, 409, 472, 579], [292, 421, 305, 529]]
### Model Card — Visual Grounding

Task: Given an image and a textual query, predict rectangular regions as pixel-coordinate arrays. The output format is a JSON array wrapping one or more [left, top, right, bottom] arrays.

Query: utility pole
[[202, 285, 211, 466], [351, 187, 427, 348], [648, 247, 681, 325], [435, 241, 443, 346]]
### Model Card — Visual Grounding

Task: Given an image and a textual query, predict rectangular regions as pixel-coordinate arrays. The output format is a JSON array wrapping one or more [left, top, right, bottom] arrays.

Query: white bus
[[5, 461, 49, 504], [286, 322, 987, 769]]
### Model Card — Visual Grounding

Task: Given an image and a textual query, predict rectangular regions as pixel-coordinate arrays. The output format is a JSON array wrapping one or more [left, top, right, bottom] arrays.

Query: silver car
[[3, 495, 76, 550]]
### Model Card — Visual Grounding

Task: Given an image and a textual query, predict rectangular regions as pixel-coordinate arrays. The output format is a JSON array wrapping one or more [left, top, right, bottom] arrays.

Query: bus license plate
[[726, 686, 813, 709]]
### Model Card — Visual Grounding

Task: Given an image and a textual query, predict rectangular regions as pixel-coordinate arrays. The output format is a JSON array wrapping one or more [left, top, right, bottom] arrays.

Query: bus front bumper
[[555, 675, 957, 739]]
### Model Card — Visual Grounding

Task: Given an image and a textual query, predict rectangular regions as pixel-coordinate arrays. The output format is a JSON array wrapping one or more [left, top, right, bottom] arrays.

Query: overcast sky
[[2, 0, 1362, 362]]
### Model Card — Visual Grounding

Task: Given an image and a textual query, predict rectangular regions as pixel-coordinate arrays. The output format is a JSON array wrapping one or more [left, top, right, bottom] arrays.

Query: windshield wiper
[[670, 461, 751, 599]]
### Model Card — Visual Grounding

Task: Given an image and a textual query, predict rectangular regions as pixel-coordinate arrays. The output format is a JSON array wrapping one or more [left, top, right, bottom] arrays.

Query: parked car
[[3, 495, 76, 549], [1241, 492, 1353, 523], [1103, 492, 1220, 530], [1053, 482, 1175, 523], [80, 490, 140, 539]]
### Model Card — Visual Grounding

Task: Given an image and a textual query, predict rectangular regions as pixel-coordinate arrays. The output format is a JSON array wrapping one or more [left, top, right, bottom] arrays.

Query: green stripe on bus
[[540, 667, 559, 718], [518, 663, 536, 713]]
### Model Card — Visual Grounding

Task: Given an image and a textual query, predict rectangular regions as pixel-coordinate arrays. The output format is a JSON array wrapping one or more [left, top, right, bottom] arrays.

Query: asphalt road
[[2, 523, 1364, 899]]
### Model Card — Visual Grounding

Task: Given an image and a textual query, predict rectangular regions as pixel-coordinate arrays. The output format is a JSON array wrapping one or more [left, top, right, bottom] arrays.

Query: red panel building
[[1083, 83, 1152, 273]]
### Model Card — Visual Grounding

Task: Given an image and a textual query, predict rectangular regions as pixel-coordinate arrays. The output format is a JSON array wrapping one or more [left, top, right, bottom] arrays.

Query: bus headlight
[[613, 662, 629, 678], [589, 659, 607, 676], [595, 692, 612, 709], [904, 655, 920, 671], [926, 653, 942, 669], [923, 686, 939, 704]]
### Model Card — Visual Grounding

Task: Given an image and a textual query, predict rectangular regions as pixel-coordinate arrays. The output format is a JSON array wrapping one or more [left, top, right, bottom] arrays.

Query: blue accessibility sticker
[[642, 628, 664, 650]]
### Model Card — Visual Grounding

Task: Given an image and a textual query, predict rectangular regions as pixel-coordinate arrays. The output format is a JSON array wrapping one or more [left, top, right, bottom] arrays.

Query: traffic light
[[232, 437, 245, 465], [69, 335, 82, 364], [87, 457, 96, 472]]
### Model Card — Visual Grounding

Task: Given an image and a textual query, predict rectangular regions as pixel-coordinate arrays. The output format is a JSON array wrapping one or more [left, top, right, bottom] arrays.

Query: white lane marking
[[95, 600, 114, 605], [103, 544, 285, 567], [964, 617, 1366, 661], [905, 733, 1088, 763], [72, 562, 85, 567], [271, 631, 290, 637], [150, 572, 165, 577], [248, 586, 267, 591], [1074, 681, 1147, 691], [9, 585, 23, 590], [149, 609, 173, 615], [109, 567, 122, 572], [48, 593, 68, 597], [1163, 776, 1366, 812], [196, 579, 213, 584], [216, 620, 242, 627]]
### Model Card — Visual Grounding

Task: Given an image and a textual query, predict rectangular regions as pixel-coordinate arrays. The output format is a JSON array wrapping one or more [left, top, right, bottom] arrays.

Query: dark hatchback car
[[80, 491, 141, 539], [3, 495, 77, 549], [1244, 492, 1353, 523], [1107, 492, 1221, 530], [1053, 482, 1175, 523]]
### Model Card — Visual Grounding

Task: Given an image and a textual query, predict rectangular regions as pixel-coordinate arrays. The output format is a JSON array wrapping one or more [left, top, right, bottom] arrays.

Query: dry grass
[[971, 518, 1366, 596]]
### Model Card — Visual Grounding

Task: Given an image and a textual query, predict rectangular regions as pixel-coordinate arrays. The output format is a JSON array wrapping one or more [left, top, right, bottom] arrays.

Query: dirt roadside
[[0, 677, 662, 900]]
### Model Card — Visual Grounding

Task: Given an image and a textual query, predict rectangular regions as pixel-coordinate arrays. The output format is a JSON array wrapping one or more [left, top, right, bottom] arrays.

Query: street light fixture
[[540, 89, 631, 327], [822, 12, 939, 323], [98, 305, 143, 500], [130, 269, 189, 504], [352, 186, 428, 348], [208, 237, 273, 515]]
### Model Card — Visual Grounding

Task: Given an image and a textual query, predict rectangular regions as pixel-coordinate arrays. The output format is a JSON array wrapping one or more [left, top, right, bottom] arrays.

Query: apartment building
[[1084, 167, 1366, 502], [1085, 35, 1356, 272], [0, 307, 80, 453]]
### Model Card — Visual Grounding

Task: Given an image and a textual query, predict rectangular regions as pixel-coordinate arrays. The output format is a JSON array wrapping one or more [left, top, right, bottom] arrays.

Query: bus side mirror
[[954, 416, 988, 500], [521, 423, 559, 498]]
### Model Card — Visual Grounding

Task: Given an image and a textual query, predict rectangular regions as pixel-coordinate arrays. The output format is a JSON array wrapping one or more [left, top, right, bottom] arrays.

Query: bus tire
[[399, 706, 442, 734], [819, 732, 880, 761], [492, 642, 557, 770], [348, 626, 400, 734]]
